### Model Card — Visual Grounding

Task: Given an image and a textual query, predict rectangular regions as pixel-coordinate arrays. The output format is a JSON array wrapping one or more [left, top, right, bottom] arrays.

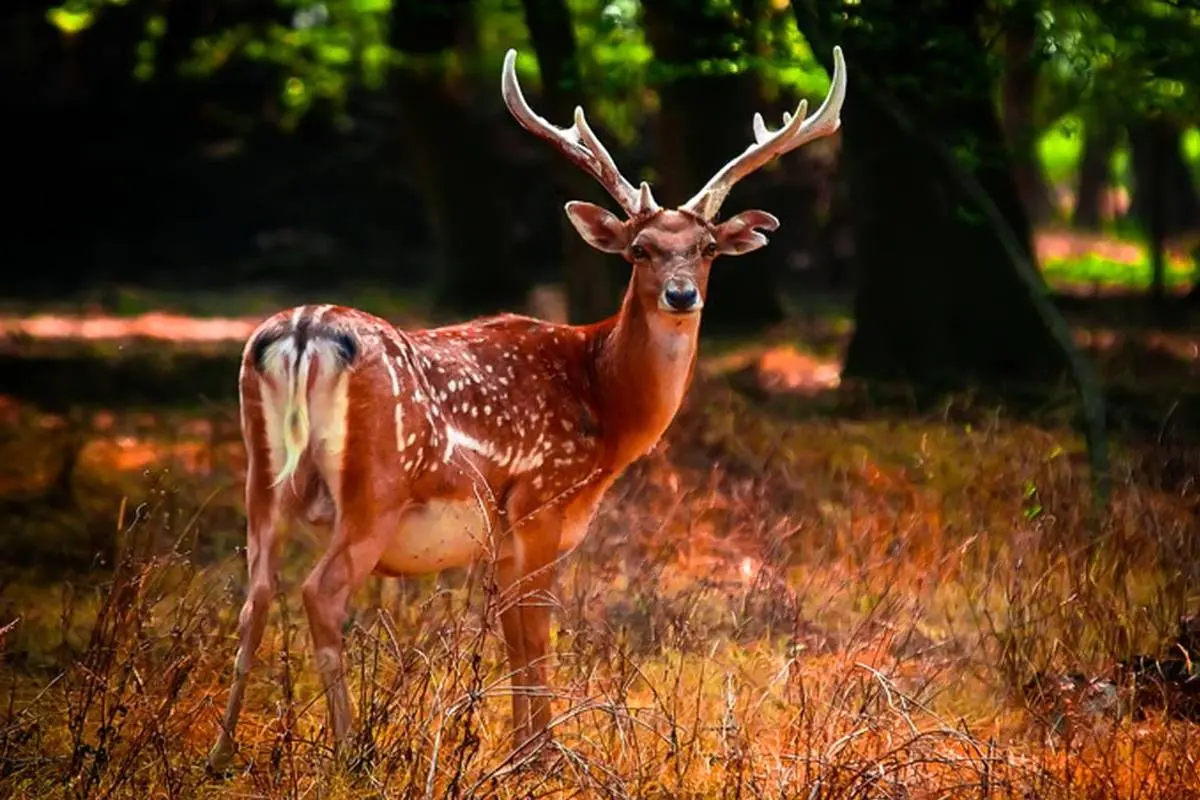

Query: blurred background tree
[[5, 0, 1200, 393]]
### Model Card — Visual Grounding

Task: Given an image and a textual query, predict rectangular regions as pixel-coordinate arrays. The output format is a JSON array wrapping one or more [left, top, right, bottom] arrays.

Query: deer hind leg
[[496, 510, 563, 757], [208, 460, 285, 774], [299, 503, 396, 762]]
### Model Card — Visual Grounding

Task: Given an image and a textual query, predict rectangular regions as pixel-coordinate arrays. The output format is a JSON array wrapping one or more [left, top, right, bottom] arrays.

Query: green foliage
[[46, 0, 118, 35], [1185, 127, 1200, 177], [47, 0, 173, 82], [44, 0, 1200, 152], [500, 0, 833, 144], [48, 0, 393, 128], [1041, 249, 1196, 292], [569, 0, 654, 142], [1040, 1, 1200, 120], [754, 6, 834, 101], [36, 0, 852, 138], [1037, 114, 1084, 185], [1034, 113, 1137, 192], [473, 0, 536, 68], [183, 0, 393, 128]]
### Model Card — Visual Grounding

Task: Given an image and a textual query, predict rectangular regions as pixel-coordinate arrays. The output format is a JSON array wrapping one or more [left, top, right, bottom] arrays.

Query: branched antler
[[501, 49, 658, 217], [683, 46, 848, 221]]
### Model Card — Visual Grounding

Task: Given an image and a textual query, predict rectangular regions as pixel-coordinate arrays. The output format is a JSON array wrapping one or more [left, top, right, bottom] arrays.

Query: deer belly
[[375, 499, 491, 575]]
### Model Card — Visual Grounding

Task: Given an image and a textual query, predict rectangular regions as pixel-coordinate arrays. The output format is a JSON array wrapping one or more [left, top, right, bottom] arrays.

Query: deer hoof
[[205, 741, 236, 779]]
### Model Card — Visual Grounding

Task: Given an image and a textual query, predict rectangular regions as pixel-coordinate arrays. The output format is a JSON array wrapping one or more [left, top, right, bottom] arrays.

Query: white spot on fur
[[510, 450, 545, 474], [383, 355, 400, 397]]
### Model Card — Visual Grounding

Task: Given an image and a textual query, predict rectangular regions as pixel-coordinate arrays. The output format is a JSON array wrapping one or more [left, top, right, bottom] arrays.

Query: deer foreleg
[[496, 511, 563, 756]]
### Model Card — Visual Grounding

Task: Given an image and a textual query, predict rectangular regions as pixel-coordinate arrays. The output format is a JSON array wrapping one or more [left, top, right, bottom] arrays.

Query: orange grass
[[1, 368, 1199, 798]]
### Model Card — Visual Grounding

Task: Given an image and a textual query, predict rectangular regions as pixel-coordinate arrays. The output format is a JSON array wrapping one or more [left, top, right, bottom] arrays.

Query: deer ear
[[715, 210, 781, 256], [565, 201, 629, 253]]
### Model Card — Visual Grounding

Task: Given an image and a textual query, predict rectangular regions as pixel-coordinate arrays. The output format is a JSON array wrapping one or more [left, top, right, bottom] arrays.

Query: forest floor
[[1, 240, 1199, 797]]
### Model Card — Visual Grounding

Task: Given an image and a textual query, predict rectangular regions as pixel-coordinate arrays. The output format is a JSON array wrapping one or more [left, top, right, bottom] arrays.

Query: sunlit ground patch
[[0, 311, 262, 343], [1037, 228, 1197, 296]]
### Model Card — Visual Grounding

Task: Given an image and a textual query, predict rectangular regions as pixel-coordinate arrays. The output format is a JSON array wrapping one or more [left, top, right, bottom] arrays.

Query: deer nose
[[660, 276, 702, 313]]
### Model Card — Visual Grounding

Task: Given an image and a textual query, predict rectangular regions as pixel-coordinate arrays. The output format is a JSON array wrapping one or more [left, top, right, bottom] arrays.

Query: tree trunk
[[641, 0, 785, 333], [519, 0, 621, 323], [1130, 118, 1200, 243], [1188, 245, 1200, 305], [1073, 120, 1117, 230], [796, 0, 1068, 390], [1129, 118, 1175, 308], [390, 0, 530, 315], [1001, 1, 1054, 225]]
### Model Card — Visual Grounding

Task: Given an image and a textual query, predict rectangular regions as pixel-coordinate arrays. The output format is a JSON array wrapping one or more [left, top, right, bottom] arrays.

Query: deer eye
[[630, 245, 649, 261], [702, 242, 718, 258]]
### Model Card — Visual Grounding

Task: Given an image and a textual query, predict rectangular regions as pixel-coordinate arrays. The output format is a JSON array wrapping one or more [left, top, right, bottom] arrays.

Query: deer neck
[[591, 284, 700, 470]]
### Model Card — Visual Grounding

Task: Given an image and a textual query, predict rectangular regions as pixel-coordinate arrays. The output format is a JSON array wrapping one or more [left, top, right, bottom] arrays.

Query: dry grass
[[1, 362, 1199, 798]]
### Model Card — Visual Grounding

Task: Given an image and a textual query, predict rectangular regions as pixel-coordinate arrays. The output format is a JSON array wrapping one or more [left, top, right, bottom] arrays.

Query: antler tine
[[683, 46, 848, 221], [752, 103, 804, 144], [501, 49, 658, 217]]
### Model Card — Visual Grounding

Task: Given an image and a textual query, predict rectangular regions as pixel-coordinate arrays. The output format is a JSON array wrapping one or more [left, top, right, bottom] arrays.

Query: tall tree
[[793, 0, 1070, 390], [1128, 118, 1200, 239], [390, 0, 531, 314], [518, 0, 621, 323], [640, 0, 786, 333], [1066, 0, 1200, 307], [1072, 118, 1118, 230], [1129, 117, 1200, 306], [1000, 0, 1053, 224]]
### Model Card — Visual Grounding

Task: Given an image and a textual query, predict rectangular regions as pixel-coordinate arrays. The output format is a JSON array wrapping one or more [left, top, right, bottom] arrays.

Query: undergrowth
[[1, 376, 1198, 798]]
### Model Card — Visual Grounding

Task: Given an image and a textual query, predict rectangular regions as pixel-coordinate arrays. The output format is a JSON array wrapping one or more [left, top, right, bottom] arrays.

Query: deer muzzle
[[659, 275, 703, 314]]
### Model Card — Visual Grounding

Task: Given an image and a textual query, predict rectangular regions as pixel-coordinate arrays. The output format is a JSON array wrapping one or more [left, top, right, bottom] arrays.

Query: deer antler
[[501, 49, 659, 218], [683, 46, 848, 221]]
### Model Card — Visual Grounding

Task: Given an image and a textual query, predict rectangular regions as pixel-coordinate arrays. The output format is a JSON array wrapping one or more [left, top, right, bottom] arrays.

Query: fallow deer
[[207, 46, 847, 772]]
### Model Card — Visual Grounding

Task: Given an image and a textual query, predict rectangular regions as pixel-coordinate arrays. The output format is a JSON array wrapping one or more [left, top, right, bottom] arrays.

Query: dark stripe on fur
[[325, 329, 358, 365], [292, 306, 314, 358], [289, 306, 316, 396], [249, 323, 290, 372], [249, 307, 359, 373]]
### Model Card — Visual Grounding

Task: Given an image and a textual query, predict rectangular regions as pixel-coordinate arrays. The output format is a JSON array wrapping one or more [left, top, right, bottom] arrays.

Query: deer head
[[501, 47, 847, 318]]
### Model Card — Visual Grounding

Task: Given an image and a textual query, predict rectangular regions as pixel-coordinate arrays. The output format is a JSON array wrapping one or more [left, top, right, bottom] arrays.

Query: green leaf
[[46, 7, 94, 34]]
